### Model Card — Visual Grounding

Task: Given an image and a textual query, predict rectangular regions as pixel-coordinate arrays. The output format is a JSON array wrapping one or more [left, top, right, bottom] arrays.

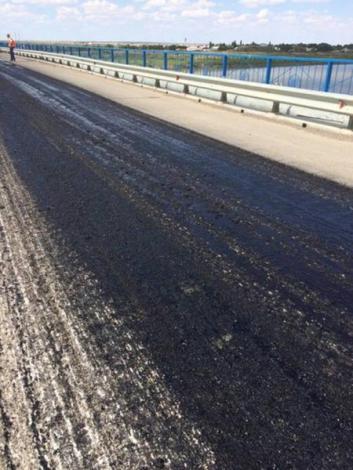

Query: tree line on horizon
[[212, 41, 353, 53], [102, 41, 353, 54]]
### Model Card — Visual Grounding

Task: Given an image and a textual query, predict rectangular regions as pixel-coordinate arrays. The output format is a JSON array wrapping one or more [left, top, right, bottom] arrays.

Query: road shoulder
[[1, 54, 353, 188]]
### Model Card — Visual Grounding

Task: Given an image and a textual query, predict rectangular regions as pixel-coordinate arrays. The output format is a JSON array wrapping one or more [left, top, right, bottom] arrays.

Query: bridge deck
[[0, 58, 353, 469]]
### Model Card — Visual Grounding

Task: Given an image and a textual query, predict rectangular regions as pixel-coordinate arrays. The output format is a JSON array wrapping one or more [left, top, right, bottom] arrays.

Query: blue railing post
[[98, 48, 102, 60], [63, 46, 66, 54], [111, 49, 114, 62], [70, 47, 73, 55], [125, 49, 129, 64], [163, 51, 168, 70], [142, 50, 147, 67], [78, 47, 81, 57], [323, 61, 333, 92], [87, 48, 91, 58], [222, 55, 228, 77], [265, 58, 273, 84], [189, 53, 194, 74]]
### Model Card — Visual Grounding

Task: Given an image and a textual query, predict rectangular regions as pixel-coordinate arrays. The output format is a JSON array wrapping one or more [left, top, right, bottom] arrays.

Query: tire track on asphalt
[[0, 143, 216, 468], [0, 390, 16, 470]]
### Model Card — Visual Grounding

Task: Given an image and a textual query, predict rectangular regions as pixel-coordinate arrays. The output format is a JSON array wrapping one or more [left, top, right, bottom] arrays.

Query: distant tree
[[231, 40, 237, 48], [292, 43, 307, 53], [316, 43, 333, 52], [278, 43, 292, 52], [218, 43, 228, 51]]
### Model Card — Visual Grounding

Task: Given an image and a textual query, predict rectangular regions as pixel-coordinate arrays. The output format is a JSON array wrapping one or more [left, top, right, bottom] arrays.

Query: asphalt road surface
[[0, 59, 353, 469]]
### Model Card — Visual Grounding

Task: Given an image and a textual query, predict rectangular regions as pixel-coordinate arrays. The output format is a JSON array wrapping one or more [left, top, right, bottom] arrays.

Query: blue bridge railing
[[3, 42, 353, 95]]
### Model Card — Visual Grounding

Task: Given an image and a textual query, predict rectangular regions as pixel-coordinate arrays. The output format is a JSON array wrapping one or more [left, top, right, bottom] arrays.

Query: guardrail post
[[125, 49, 129, 65], [323, 61, 333, 92], [111, 49, 114, 62], [78, 47, 81, 57], [98, 48, 102, 60], [189, 53, 194, 74], [348, 115, 353, 130], [143, 50, 147, 67], [265, 58, 273, 84], [222, 55, 228, 78], [163, 52, 168, 70], [87, 48, 91, 58], [56, 45, 59, 53], [272, 101, 280, 114]]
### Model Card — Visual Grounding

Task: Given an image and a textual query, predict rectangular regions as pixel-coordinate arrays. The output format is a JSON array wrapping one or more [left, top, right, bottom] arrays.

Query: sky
[[1, 0, 352, 44]]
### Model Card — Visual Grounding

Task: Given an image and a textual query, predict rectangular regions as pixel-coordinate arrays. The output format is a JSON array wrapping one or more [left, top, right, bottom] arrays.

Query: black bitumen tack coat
[[0, 60, 353, 469]]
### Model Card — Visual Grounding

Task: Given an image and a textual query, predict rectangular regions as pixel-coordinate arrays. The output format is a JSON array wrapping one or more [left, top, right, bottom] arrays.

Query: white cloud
[[240, 0, 285, 8], [142, 0, 166, 9], [56, 0, 145, 22], [180, 0, 214, 18], [160, 0, 187, 12], [0, 1, 46, 20], [2, 0, 350, 44], [181, 8, 210, 16], [256, 7, 269, 22], [239, 0, 329, 7], [292, 0, 330, 3], [303, 12, 336, 25], [12, 0, 76, 4], [56, 5, 79, 19], [217, 10, 248, 24]]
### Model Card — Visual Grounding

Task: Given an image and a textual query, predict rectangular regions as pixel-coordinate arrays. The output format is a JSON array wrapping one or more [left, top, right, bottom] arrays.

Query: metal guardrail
[[2, 48, 353, 130], [1, 41, 353, 95]]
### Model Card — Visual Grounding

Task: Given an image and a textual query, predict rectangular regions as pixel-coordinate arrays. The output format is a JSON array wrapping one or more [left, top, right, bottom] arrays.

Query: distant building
[[186, 44, 208, 52]]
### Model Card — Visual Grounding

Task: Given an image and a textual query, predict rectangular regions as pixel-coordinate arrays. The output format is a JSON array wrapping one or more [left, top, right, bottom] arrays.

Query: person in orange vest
[[7, 34, 16, 63]]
